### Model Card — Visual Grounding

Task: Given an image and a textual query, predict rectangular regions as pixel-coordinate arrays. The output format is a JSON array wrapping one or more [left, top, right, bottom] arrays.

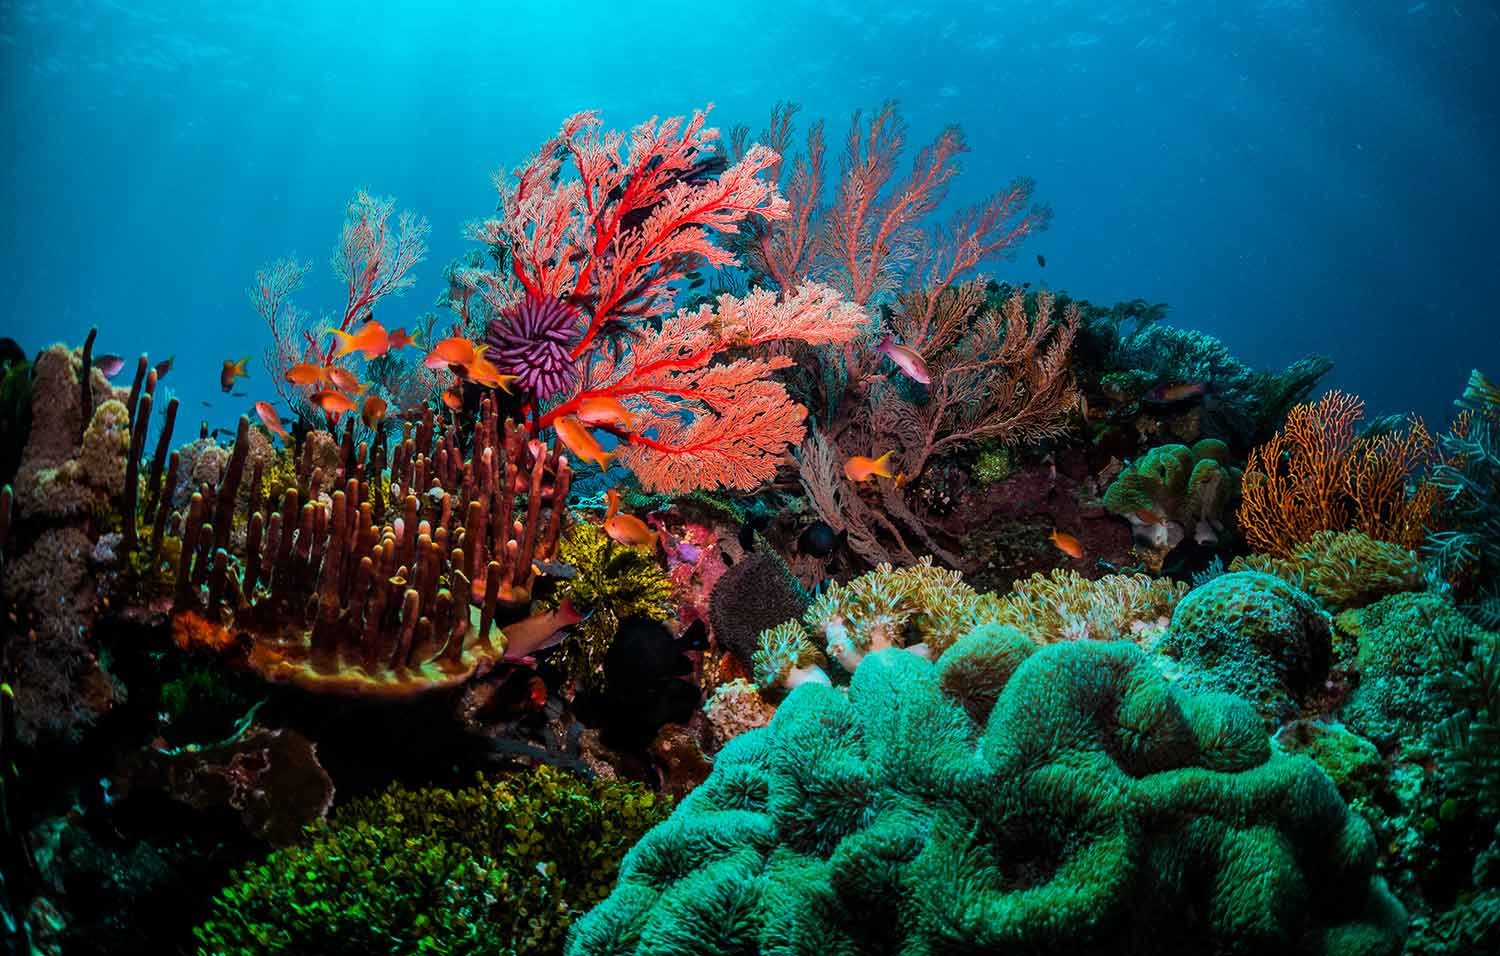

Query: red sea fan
[[468, 106, 869, 493], [485, 294, 580, 400]]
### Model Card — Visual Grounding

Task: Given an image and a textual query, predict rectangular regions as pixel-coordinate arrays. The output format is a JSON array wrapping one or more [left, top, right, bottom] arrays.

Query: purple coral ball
[[485, 294, 580, 400]]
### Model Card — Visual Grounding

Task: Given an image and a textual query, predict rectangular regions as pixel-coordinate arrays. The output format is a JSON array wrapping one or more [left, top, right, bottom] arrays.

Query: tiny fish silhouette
[[1036, 253, 1047, 268]]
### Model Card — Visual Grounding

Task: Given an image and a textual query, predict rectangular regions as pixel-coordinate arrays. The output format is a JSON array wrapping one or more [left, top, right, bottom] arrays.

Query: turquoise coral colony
[[1, 102, 1497, 956]]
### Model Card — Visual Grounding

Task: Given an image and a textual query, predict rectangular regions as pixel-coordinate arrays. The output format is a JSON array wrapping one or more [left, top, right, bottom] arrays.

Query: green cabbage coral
[[567, 633, 1405, 955], [541, 522, 673, 691], [194, 765, 670, 956], [1104, 438, 1241, 549]]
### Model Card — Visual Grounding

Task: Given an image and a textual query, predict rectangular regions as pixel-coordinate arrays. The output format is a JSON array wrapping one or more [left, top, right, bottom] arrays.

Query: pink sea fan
[[486, 294, 580, 400]]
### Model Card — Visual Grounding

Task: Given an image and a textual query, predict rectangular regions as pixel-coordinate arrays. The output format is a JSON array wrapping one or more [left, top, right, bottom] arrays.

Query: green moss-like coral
[[1343, 591, 1487, 748], [1103, 438, 1241, 549], [541, 522, 673, 692], [194, 765, 670, 956], [1156, 571, 1333, 726], [567, 635, 1405, 955]]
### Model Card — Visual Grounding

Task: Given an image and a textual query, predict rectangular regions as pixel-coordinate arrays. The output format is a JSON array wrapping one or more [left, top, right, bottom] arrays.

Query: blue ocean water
[[2, 0, 1496, 428]]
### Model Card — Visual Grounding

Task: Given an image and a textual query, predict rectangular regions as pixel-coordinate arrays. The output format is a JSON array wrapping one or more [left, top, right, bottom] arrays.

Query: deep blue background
[[2, 0, 1496, 431]]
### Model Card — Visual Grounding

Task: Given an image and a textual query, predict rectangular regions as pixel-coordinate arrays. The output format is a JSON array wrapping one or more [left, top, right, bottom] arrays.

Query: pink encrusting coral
[[465, 107, 867, 493]]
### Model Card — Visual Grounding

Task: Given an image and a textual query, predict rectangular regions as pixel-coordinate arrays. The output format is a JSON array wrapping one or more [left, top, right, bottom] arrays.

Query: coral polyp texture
[[565, 634, 1406, 956]]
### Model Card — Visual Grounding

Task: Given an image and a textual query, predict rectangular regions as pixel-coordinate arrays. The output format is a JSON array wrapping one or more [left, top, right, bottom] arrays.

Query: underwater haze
[[2, 0, 1496, 425]]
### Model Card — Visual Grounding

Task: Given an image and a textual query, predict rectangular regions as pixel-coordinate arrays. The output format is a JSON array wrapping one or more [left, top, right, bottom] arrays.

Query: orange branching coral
[[1238, 390, 1441, 556]]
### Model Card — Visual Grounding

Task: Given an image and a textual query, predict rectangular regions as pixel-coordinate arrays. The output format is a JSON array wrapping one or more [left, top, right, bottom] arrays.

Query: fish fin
[[495, 374, 519, 395], [234, 356, 251, 376], [873, 450, 898, 477], [606, 487, 620, 518]]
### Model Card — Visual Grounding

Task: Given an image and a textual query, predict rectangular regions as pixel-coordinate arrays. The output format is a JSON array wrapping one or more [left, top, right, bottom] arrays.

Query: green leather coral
[[194, 765, 669, 956], [1104, 438, 1241, 548], [1156, 570, 1332, 726], [566, 635, 1404, 955]]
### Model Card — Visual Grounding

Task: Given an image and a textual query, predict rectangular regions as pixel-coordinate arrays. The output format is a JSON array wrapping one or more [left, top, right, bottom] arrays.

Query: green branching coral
[[971, 442, 1011, 485], [1103, 438, 1241, 549], [1231, 529, 1425, 612], [195, 765, 670, 956], [990, 568, 1188, 645], [567, 635, 1405, 955], [542, 522, 672, 692], [1156, 571, 1332, 726]]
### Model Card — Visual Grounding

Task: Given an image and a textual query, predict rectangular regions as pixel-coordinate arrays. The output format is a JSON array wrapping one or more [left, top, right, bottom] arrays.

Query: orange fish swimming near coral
[[461, 349, 519, 393], [874, 337, 931, 385], [220, 356, 250, 393], [328, 320, 391, 360], [603, 488, 658, 549], [844, 450, 898, 482], [360, 394, 387, 428], [553, 416, 615, 471], [325, 365, 361, 393], [388, 327, 419, 351], [575, 395, 638, 430], [253, 400, 290, 443], [1049, 529, 1085, 560], [441, 385, 464, 411], [310, 390, 355, 416], [424, 337, 480, 370], [285, 363, 330, 387]]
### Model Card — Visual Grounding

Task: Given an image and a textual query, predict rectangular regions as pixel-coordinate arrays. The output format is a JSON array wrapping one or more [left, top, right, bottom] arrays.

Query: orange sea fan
[[1238, 390, 1441, 556]]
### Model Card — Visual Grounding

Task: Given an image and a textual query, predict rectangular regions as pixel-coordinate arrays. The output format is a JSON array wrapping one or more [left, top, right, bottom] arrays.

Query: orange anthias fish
[[575, 396, 638, 430], [310, 390, 355, 416], [360, 394, 388, 428], [441, 385, 464, 411], [220, 356, 250, 393], [424, 337, 479, 370], [874, 337, 931, 385], [328, 320, 390, 360], [844, 450, 898, 482], [285, 363, 329, 387], [1145, 382, 1209, 404], [254, 400, 290, 442], [554, 416, 615, 471], [603, 488, 658, 549], [325, 365, 360, 392], [464, 350, 519, 393], [388, 327, 418, 351], [1049, 529, 1085, 560]]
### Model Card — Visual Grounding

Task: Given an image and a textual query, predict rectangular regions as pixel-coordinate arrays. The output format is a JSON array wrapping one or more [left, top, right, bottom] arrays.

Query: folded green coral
[[568, 633, 1405, 955]]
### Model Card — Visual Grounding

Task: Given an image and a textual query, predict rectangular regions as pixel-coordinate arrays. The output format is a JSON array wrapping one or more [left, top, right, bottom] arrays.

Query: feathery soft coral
[[470, 107, 865, 492]]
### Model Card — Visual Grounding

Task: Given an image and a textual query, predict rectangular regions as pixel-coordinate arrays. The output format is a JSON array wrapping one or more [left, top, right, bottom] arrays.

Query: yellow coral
[[991, 569, 1188, 646], [540, 521, 673, 691]]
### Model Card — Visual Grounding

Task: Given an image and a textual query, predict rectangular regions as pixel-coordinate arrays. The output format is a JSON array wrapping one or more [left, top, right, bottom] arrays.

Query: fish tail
[[873, 450, 898, 477], [234, 356, 250, 376]]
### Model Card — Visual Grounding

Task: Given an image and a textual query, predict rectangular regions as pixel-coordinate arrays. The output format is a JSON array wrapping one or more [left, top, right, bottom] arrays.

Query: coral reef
[[194, 766, 669, 956], [989, 567, 1188, 645], [567, 634, 1405, 955], [1426, 369, 1500, 626], [12, 346, 129, 518], [1156, 571, 1332, 726], [702, 678, 776, 748]]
